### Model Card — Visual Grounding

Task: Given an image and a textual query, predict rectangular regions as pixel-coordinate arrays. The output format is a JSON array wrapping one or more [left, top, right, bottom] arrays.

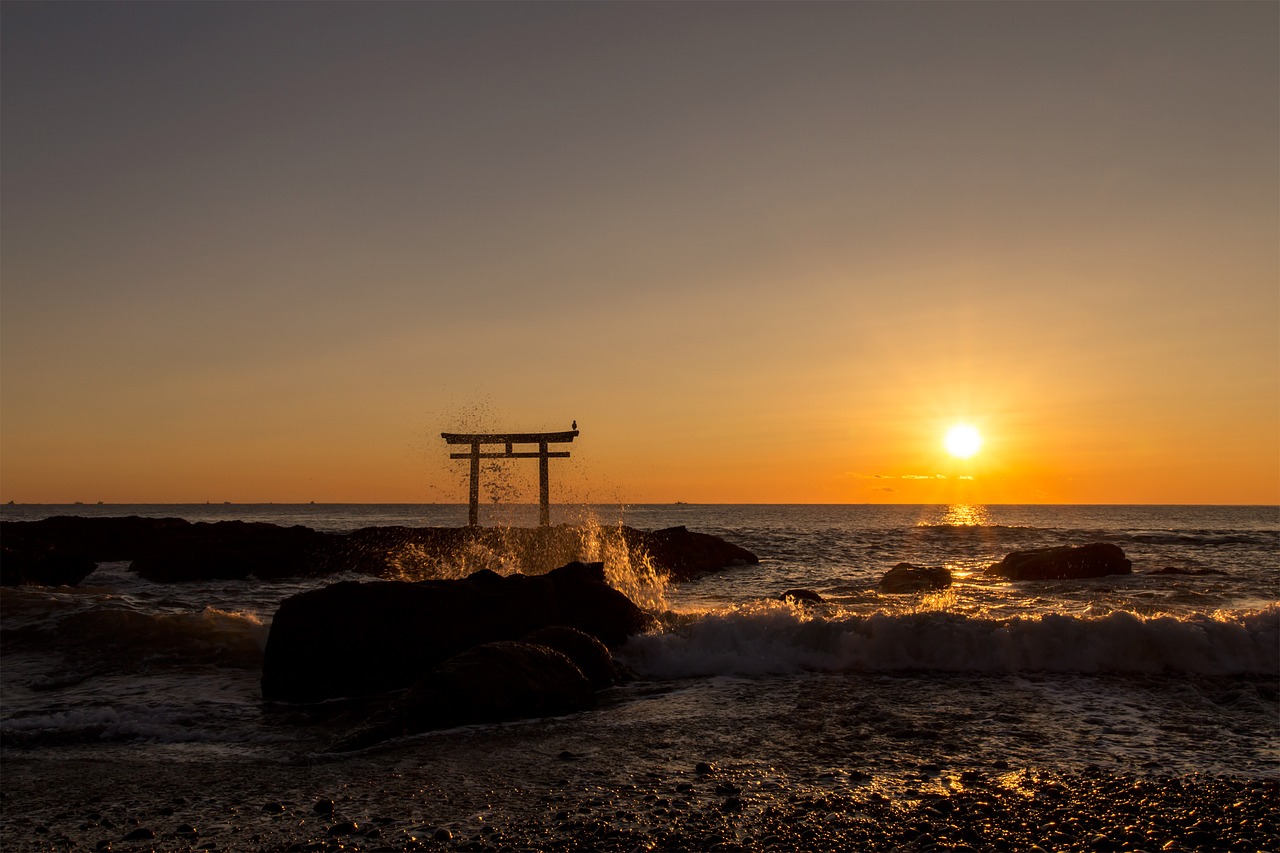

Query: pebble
[[312, 798, 335, 816], [121, 827, 155, 841], [327, 821, 359, 836]]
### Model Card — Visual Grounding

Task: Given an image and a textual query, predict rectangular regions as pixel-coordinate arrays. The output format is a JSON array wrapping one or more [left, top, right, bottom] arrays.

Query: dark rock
[[402, 640, 594, 731], [131, 520, 335, 582], [777, 589, 824, 605], [878, 563, 952, 594], [327, 821, 359, 836], [262, 561, 653, 703], [0, 515, 185, 586], [0, 516, 757, 585], [121, 827, 155, 841], [523, 626, 618, 689], [1150, 566, 1227, 576], [0, 545, 97, 587], [433, 828, 453, 842], [984, 543, 1132, 581], [623, 526, 759, 581], [313, 799, 334, 815]]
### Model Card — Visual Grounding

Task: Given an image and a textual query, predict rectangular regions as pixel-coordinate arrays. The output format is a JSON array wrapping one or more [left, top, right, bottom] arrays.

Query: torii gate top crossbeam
[[441, 429, 578, 526], [441, 430, 578, 445]]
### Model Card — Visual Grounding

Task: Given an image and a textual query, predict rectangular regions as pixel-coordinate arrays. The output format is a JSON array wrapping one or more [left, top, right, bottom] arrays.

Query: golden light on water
[[944, 424, 982, 459]]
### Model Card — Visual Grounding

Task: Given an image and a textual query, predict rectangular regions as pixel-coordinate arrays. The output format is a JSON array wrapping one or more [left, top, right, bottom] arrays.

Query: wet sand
[[3, 673, 1277, 852]]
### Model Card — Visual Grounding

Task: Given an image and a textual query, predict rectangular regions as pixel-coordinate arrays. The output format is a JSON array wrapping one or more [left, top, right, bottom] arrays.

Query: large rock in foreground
[[985, 543, 1132, 581], [261, 561, 654, 703], [403, 640, 595, 731]]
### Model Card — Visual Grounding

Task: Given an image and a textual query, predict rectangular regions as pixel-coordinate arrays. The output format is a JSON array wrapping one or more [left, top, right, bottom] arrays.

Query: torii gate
[[441, 429, 579, 527]]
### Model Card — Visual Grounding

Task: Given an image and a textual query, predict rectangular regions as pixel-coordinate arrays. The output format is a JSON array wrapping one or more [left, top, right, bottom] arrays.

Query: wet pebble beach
[[6, 757, 1274, 853], [5, 672, 1276, 853]]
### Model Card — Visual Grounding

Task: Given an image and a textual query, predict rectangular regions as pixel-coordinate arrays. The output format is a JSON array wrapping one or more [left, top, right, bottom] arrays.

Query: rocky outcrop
[[1, 542, 98, 587], [625, 525, 757, 581], [777, 589, 825, 605], [0, 518, 758, 585], [0, 515, 186, 586], [1150, 566, 1227, 576], [260, 561, 654, 704], [878, 563, 952, 594], [985, 543, 1132, 581], [131, 521, 335, 582]]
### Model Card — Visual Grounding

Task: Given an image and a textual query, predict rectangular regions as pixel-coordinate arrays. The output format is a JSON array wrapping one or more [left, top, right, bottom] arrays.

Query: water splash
[[570, 510, 668, 612], [378, 511, 669, 612]]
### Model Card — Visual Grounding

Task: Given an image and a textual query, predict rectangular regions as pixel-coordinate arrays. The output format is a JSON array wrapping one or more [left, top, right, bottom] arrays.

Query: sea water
[[1, 504, 1276, 781]]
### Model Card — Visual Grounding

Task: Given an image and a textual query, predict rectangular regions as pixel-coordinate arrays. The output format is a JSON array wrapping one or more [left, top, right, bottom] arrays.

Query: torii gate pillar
[[441, 429, 579, 526]]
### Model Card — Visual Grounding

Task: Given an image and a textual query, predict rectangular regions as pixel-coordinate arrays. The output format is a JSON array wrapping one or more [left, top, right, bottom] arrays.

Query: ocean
[[2, 503, 1277, 852]]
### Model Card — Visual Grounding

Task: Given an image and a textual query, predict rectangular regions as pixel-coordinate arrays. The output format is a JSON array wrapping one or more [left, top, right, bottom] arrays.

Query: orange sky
[[2, 2, 1277, 505]]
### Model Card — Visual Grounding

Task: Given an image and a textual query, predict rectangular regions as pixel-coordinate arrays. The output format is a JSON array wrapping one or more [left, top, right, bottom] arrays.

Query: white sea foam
[[619, 602, 1280, 679]]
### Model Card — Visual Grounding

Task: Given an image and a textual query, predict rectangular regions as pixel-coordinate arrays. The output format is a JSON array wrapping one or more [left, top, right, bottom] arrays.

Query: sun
[[944, 424, 982, 459]]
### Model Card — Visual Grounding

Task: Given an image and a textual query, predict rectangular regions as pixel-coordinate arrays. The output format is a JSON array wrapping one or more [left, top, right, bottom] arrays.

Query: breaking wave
[[2, 602, 268, 670], [621, 603, 1280, 679]]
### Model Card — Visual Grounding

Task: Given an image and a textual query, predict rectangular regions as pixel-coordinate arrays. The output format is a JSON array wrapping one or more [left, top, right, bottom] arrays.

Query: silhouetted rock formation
[[1, 515, 186, 586], [132, 521, 334, 582], [1149, 566, 1227, 576], [403, 640, 595, 730], [626, 525, 757, 581], [776, 588, 825, 605], [523, 626, 622, 690], [984, 543, 1132, 581], [329, 638, 601, 752], [0, 517, 759, 586], [878, 563, 952, 594], [261, 561, 653, 704]]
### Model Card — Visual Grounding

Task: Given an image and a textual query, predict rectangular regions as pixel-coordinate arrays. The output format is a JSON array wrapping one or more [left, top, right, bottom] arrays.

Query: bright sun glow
[[944, 424, 982, 459]]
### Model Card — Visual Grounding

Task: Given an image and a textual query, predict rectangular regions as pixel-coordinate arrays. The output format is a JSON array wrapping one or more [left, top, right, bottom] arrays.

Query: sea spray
[[571, 511, 669, 612], [379, 513, 669, 611]]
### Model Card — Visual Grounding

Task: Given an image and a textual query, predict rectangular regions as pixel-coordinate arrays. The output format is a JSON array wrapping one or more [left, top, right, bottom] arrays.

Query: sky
[[2, 1, 1277, 506]]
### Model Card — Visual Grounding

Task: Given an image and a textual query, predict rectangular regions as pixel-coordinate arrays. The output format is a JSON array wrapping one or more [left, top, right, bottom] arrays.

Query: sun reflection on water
[[916, 504, 991, 527]]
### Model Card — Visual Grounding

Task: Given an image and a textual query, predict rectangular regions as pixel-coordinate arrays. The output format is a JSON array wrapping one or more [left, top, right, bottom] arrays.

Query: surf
[[620, 603, 1280, 679]]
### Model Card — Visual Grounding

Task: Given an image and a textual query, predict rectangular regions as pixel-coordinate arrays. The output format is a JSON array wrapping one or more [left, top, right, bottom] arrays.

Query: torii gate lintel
[[441, 429, 579, 526]]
